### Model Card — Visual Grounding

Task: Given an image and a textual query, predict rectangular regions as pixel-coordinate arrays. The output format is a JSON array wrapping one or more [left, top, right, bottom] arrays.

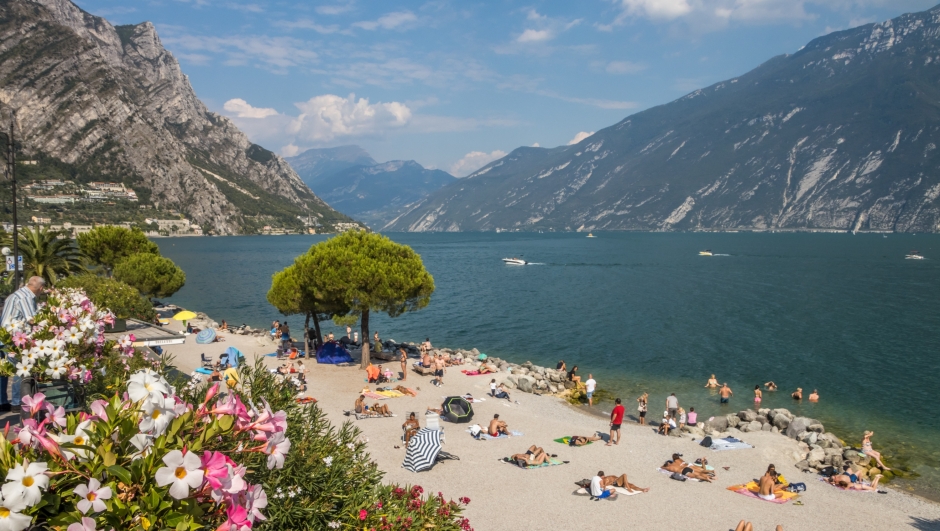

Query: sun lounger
[[726, 482, 798, 503]]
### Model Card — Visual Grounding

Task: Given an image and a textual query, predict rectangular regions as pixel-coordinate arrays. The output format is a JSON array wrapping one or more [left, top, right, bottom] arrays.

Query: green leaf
[[107, 465, 133, 486], [103, 451, 117, 467], [217, 415, 234, 432]]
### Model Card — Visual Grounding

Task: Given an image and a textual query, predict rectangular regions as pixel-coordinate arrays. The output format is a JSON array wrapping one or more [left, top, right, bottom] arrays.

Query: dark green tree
[[307, 232, 435, 368], [2, 227, 85, 285], [77, 226, 160, 275], [59, 274, 157, 321], [113, 253, 186, 300]]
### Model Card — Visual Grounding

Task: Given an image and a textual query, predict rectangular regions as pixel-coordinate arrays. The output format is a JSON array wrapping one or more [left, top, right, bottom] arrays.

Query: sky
[[76, 0, 939, 176]]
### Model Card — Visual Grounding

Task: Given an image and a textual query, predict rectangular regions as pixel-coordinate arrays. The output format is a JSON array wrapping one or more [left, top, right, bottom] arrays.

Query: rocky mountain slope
[[388, 4, 940, 233], [0, 0, 355, 234], [288, 147, 455, 225]]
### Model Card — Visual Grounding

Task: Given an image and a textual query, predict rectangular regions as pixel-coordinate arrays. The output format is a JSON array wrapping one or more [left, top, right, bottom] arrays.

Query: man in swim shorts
[[590, 471, 618, 500], [489, 414, 509, 437], [720, 383, 733, 404]]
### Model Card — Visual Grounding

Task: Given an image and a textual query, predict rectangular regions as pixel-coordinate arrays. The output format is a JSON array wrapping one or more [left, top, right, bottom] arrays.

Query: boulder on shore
[[738, 410, 758, 422], [786, 417, 821, 439]]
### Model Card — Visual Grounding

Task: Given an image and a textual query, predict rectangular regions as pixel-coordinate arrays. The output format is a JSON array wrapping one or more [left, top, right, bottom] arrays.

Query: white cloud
[[289, 93, 412, 142], [353, 11, 418, 30], [567, 131, 595, 145], [606, 60, 646, 74], [517, 29, 554, 42], [599, 0, 839, 31], [532, 143, 541, 147], [281, 143, 301, 157], [223, 98, 279, 118], [316, 3, 354, 15], [450, 150, 507, 177], [160, 30, 319, 70], [621, 0, 693, 20]]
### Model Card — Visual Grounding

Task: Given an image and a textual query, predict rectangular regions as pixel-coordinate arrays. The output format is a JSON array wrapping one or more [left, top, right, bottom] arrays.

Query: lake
[[156, 232, 940, 497]]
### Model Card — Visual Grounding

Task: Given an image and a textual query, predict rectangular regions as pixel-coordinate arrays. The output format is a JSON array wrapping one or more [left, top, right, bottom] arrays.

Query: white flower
[[154, 450, 204, 500], [129, 434, 152, 460], [127, 370, 169, 402], [45, 363, 66, 380], [323, 456, 332, 467], [0, 492, 29, 531], [264, 433, 291, 470], [32, 343, 48, 358], [14, 362, 31, 378], [2, 461, 49, 507], [65, 327, 82, 345], [73, 478, 111, 514], [58, 421, 95, 461], [139, 396, 176, 436], [328, 522, 341, 529]]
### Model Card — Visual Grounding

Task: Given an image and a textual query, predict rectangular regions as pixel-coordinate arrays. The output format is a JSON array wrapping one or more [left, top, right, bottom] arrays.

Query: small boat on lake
[[502, 257, 528, 265], [905, 251, 925, 260], [586, 233, 596, 238], [699, 250, 713, 256]]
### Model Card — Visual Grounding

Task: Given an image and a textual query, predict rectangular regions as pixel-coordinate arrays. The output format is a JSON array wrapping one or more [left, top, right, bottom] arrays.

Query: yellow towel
[[376, 390, 405, 398]]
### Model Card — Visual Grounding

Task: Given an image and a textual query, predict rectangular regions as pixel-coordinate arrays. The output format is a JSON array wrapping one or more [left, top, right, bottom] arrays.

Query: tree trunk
[[311, 312, 323, 349], [360, 310, 370, 368], [304, 312, 312, 360]]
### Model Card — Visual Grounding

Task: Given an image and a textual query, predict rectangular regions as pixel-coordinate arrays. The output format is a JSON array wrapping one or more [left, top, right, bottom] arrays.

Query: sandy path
[[161, 327, 940, 531]]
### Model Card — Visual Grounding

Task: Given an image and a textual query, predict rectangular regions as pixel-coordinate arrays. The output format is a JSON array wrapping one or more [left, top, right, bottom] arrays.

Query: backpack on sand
[[700, 436, 713, 448]]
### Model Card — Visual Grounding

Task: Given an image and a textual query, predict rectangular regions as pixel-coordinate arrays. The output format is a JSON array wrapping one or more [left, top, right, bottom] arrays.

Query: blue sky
[[77, 0, 938, 176]]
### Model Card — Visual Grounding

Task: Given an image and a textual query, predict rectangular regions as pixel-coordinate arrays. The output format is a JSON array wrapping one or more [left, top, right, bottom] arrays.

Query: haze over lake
[[157, 232, 940, 495]]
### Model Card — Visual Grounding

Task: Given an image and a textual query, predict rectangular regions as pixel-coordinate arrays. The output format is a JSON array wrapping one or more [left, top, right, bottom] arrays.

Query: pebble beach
[[159, 317, 940, 530]]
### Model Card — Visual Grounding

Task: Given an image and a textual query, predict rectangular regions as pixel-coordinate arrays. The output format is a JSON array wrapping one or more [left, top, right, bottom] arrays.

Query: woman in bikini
[[862, 431, 890, 470], [705, 374, 719, 388], [637, 393, 648, 425], [402, 413, 420, 444], [399, 348, 408, 381], [754, 385, 762, 405]]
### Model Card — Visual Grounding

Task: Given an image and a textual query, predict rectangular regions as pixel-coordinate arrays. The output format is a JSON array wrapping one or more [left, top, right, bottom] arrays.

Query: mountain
[[287, 147, 455, 225], [287, 146, 378, 189], [0, 0, 356, 234], [387, 5, 940, 233]]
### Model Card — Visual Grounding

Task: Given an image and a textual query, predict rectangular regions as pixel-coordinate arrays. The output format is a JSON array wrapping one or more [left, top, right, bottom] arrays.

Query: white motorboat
[[699, 250, 713, 256], [586, 232, 596, 238], [502, 257, 528, 265], [905, 251, 925, 260]]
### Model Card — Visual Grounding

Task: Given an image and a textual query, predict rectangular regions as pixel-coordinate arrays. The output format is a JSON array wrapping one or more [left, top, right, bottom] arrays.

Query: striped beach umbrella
[[402, 428, 442, 473], [195, 328, 216, 344]]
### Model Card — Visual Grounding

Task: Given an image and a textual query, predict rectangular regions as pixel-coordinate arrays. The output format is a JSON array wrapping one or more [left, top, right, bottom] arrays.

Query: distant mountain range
[[287, 147, 455, 225], [0, 0, 354, 234], [387, 4, 940, 233]]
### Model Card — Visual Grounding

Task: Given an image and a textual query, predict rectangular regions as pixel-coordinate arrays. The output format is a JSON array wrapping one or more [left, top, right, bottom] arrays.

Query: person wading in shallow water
[[719, 383, 733, 404]]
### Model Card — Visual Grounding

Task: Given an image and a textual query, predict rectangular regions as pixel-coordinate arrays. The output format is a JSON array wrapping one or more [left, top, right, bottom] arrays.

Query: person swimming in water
[[705, 374, 719, 388]]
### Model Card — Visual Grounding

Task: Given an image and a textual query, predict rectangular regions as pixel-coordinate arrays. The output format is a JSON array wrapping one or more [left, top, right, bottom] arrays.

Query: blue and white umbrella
[[402, 428, 442, 473], [195, 328, 216, 344]]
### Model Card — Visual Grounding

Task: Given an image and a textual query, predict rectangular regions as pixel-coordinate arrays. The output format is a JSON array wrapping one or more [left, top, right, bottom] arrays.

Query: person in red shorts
[[608, 397, 625, 446]]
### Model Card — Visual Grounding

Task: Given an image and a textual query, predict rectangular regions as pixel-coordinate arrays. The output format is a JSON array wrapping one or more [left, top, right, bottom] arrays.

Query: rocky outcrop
[[0, 0, 353, 233], [388, 4, 940, 233]]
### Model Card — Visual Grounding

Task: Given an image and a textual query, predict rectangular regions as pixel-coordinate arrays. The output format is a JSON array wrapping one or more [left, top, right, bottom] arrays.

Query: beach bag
[[819, 466, 837, 477], [700, 436, 713, 448], [669, 473, 688, 482], [469, 424, 482, 438], [575, 479, 591, 489], [785, 482, 807, 493]]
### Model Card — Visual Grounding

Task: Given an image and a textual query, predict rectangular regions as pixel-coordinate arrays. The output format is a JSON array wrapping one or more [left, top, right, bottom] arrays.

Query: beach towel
[[194, 367, 213, 375], [500, 457, 566, 469], [460, 370, 488, 376], [726, 482, 798, 504], [554, 437, 594, 446], [469, 429, 522, 440], [363, 392, 387, 400], [656, 468, 704, 482], [343, 410, 397, 419], [376, 390, 405, 398], [697, 437, 754, 451], [817, 477, 875, 492], [573, 487, 643, 497]]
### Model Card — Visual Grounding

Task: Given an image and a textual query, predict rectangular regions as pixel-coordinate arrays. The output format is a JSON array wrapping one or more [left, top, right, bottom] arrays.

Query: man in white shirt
[[0, 276, 45, 410], [584, 374, 597, 407], [589, 471, 617, 500]]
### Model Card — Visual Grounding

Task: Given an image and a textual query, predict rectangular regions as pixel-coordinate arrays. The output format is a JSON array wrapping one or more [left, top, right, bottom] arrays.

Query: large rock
[[807, 423, 826, 434], [744, 420, 762, 432], [726, 415, 740, 428], [772, 408, 793, 420], [705, 416, 729, 432], [738, 410, 758, 422], [807, 447, 826, 468], [830, 454, 844, 469], [683, 425, 706, 438], [773, 415, 790, 431], [761, 422, 773, 432], [786, 417, 820, 439], [516, 375, 536, 393], [800, 431, 818, 446]]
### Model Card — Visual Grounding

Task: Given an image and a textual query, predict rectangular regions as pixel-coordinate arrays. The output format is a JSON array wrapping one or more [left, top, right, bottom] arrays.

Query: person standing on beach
[[636, 393, 648, 425], [585, 374, 596, 407], [666, 393, 678, 419], [434, 354, 445, 385], [399, 348, 408, 381], [608, 398, 625, 446], [373, 331, 381, 353], [719, 384, 733, 404], [279, 321, 291, 354]]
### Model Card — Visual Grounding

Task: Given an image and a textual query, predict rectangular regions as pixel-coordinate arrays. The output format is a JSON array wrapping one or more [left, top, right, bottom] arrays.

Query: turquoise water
[[156, 232, 940, 496]]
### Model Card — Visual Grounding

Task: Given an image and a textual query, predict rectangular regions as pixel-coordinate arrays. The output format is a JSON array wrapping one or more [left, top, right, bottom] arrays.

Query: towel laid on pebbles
[[695, 437, 754, 451], [554, 437, 593, 446], [470, 429, 522, 440], [500, 457, 567, 469], [656, 468, 704, 482], [363, 392, 387, 400], [726, 482, 798, 504], [461, 370, 489, 376], [573, 487, 643, 497]]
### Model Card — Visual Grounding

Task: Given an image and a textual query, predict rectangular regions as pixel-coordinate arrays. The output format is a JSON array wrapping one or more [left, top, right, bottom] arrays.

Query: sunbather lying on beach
[[598, 473, 650, 493], [662, 454, 714, 482], [828, 473, 884, 491], [569, 435, 602, 446], [489, 414, 509, 436], [394, 385, 417, 397], [509, 446, 552, 467], [735, 522, 783, 531], [355, 395, 392, 417]]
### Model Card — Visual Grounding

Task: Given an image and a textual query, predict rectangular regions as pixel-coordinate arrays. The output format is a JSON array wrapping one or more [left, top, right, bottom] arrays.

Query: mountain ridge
[[387, 4, 940, 233], [0, 0, 353, 234]]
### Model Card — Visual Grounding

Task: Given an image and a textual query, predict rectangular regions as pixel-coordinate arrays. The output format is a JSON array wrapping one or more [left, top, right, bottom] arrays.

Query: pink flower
[[263, 433, 290, 470], [44, 403, 67, 428], [359, 509, 368, 521], [201, 451, 233, 490], [244, 484, 267, 523], [11, 331, 29, 348], [21, 393, 46, 418], [17, 419, 60, 457], [66, 516, 96, 531], [216, 504, 250, 531], [88, 400, 109, 422]]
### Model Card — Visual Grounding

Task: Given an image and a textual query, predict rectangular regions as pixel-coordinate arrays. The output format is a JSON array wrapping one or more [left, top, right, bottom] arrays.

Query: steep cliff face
[[388, 4, 940, 233], [0, 0, 352, 233]]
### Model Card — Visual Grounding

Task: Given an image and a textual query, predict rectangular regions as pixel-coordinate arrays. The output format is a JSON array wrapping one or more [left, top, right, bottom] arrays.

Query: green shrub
[[59, 274, 156, 320]]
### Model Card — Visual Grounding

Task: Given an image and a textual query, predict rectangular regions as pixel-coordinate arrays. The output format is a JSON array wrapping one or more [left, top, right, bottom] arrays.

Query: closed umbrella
[[195, 328, 216, 344], [442, 396, 474, 423], [402, 428, 442, 472]]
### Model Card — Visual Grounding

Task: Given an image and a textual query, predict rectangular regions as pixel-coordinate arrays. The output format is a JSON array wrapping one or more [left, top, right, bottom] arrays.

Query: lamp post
[[4, 111, 18, 289]]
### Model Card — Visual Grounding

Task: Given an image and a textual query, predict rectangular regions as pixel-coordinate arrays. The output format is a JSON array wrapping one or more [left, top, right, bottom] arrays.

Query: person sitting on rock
[[658, 413, 677, 435], [568, 434, 602, 446], [402, 413, 420, 444], [598, 472, 650, 494], [488, 414, 509, 437], [791, 387, 803, 400], [861, 431, 890, 470], [567, 365, 581, 384]]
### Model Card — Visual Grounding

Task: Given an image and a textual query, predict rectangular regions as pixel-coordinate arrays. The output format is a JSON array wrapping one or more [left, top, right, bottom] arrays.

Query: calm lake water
[[156, 232, 940, 497]]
